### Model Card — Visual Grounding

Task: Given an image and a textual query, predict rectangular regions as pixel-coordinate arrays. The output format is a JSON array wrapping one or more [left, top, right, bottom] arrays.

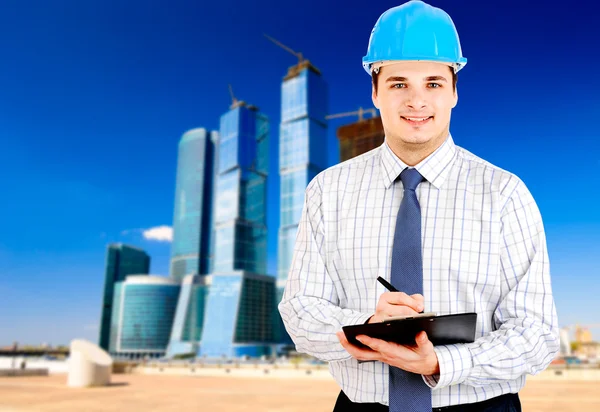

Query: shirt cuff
[[422, 344, 473, 389], [348, 313, 377, 364], [346, 312, 374, 327]]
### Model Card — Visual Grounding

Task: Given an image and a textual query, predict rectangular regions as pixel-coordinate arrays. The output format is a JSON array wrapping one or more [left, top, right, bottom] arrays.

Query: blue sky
[[1, 0, 598, 346]]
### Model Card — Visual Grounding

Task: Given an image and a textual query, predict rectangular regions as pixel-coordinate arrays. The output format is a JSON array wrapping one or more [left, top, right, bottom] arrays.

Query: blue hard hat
[[362, 0, 467, 75]]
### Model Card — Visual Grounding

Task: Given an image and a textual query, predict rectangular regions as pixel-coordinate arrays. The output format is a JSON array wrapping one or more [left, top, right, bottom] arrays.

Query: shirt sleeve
[[278, 175, 373, 362], [422, 178, 560, 389]]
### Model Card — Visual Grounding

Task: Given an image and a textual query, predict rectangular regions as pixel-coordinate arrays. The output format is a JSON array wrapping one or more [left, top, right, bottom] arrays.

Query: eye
[[427, 83, 442, 88], [392, 83, 407, 89]]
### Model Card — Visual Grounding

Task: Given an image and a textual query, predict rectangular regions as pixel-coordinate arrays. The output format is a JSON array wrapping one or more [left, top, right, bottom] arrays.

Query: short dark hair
[[372, 65, 457, 94]]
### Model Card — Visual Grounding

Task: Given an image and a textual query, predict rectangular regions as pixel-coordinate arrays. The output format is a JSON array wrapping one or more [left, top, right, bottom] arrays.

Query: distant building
[[170, 128, 219, 282], [212, 103, 268, 276], [559, 328, 571, 356], [201, 272, 275, 358], [575, 341, 600, 360], [166, 274, 210, 357], [337, 116, 384, 162], [276, 60, 328, 348], [109, 275, 180, 358], [575, 326, 593, 343], [98, 244, 150, 352], [198, 100, 275, 358]]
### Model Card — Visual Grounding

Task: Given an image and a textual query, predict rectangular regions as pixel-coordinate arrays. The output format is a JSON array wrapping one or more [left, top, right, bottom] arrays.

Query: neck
[[386, 129, 449, 166]]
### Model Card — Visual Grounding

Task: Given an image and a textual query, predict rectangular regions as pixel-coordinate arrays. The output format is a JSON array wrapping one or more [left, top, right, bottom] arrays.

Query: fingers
[[354, 333, 428, 367], [415, 331, 433, 350], [356, 335, 392, 353], [337, 329, 437, 375], [336, 331, 380, 361], [411, 293, 425, 308], [377, 306, 418, 320], [379, 291, 424, 314]]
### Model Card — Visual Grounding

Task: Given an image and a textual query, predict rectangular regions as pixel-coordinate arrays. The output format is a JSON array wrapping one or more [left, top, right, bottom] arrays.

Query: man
[[278, 1, 560, 411]]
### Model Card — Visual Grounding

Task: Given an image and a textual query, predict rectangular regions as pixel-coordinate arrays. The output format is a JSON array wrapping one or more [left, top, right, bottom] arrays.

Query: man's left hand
[[336, 330, 440, 376]]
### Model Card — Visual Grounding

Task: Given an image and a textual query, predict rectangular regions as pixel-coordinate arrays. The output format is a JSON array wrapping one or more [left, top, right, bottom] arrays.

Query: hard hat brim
[[363, 57, 467, 76]]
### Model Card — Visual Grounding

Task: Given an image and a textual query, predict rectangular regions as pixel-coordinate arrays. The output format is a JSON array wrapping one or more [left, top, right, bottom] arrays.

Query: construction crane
[[264, 33, 304, 65], [228, 84, 245, 110], [326, 107, 379, 122], [227, 84, 257, 111], [264, 33, 321, 78]]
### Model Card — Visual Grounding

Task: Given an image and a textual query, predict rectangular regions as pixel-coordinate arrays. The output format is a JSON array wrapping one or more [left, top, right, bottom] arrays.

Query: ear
[[451, 87, 458, 109], [372, 84, 379, 110]]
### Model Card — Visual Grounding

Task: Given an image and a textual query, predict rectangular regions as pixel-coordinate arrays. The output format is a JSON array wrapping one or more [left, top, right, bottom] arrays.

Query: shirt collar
[[379, 133, 457, 190]]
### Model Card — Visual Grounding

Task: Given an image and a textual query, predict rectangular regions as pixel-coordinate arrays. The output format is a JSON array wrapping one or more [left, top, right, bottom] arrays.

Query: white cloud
[[143, 225, 173, 242]]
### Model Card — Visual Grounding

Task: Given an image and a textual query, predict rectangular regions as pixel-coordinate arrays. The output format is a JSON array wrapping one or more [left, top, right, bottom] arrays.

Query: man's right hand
[[367, 292, 424, 324]]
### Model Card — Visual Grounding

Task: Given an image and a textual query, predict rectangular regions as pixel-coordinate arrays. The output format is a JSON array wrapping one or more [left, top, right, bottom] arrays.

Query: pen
[[377, 276, 398, 292], [353, 276, 428, 363], [376, 276, 423, 313]]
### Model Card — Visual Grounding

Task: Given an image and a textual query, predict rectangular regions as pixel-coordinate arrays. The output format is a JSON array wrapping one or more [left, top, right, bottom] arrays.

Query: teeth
[[405, 117, 430, 122]]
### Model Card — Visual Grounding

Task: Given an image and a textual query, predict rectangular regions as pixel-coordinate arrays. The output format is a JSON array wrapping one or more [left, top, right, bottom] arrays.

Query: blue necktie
[[389, 167, 432, 412]]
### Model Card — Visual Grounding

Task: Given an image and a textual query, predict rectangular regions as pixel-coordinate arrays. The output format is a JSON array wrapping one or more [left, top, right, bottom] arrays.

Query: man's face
[[372, 61, 458, 151]]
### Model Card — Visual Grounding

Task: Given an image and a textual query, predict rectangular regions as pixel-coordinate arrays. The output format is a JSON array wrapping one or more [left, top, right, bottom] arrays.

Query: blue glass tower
[[276, 61, 328, 345], [170, 128, 218, 282], [166, 274, 210, 357], [108, 275, 180, 358], [199, 100, 276, 358], [212, 103, 269, 275], [98, 243, 150, 351]]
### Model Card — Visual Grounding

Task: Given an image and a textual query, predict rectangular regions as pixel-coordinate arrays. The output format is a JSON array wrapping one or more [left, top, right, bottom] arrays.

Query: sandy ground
[[0, 373, 599, 412]]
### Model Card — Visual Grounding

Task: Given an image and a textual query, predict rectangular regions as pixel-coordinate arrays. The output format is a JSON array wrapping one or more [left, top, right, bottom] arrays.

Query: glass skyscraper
[[109, 275, 180, 358], [98, 243, 150, 351], [276, 61, 328, 345], [166, 274, 210, 357], [201, 272, 275, 358], [170, 128, 219, 282], [212, 104, 268, 275], [199, 101, 276, 358]]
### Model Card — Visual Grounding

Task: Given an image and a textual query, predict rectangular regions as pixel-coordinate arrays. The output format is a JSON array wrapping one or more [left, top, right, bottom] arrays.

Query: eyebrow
[[385, 76, 448, 83]]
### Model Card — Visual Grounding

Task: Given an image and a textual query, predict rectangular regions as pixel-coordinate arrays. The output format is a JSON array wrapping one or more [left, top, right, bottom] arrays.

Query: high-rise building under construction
[[265, 35, 329, 347], [327, 107, 384, 163]]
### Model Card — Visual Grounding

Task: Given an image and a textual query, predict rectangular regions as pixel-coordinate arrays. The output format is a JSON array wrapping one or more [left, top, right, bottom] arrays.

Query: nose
[[405, 88, 427, 111]]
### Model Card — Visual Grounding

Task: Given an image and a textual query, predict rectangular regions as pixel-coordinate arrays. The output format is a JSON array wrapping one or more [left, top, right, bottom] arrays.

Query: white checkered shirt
[[278, 134, 560, 408]]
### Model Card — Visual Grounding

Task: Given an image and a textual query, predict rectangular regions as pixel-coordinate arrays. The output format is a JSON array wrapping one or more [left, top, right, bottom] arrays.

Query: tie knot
[[400, 168, 424, 191]]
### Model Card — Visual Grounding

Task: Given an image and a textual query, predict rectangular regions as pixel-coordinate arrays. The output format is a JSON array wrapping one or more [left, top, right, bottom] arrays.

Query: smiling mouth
[[401, 116, 433, 126]]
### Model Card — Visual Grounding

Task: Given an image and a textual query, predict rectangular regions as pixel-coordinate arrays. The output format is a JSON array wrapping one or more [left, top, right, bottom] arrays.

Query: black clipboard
[[342, 313, 477, 348]]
